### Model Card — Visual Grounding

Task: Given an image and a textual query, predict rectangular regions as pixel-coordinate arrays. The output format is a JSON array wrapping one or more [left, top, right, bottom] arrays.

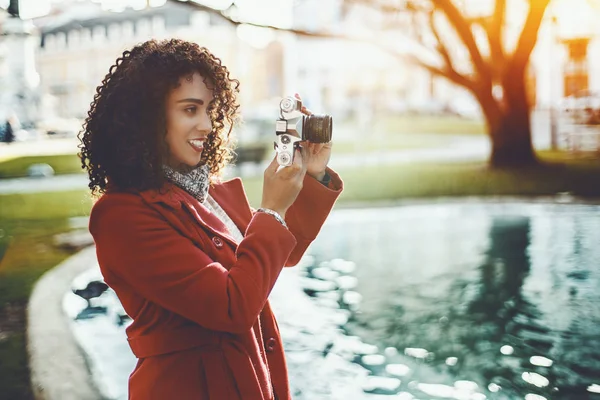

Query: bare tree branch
[[510, 0, 551, 71], [487, 0, 506, 66], [406, 54, 476, 92], [181, 0, 478, 95], [431, 0, 490, 81], [428, 10, 456, 74], [344, 0, 430, 14]]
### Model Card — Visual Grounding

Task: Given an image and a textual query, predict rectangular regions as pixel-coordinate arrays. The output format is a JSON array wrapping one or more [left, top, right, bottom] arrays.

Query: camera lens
[[281, 135, 291, 144], [303, 114, 332, 143]]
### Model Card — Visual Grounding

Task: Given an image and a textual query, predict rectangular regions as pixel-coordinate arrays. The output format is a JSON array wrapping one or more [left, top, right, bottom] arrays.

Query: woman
[[79, 38, 342, 399]]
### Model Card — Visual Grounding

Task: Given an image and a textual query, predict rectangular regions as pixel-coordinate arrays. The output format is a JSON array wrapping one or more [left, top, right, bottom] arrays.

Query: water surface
[[307, 203, 600, 399]]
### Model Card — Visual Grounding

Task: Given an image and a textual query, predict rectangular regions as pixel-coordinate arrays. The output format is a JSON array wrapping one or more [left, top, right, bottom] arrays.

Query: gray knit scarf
[[162, 164, 210, 203]]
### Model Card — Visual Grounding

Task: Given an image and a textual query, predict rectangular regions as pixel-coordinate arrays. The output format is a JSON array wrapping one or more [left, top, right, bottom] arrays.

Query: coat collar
[[138, 179, 253, 247]]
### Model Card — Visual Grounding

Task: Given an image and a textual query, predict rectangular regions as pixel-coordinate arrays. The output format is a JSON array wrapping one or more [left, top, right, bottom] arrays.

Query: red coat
[[89, 169, 343, 400]]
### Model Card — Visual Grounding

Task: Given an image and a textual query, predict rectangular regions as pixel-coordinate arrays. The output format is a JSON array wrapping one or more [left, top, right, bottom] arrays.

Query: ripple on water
[[522, 372, 550, 388]]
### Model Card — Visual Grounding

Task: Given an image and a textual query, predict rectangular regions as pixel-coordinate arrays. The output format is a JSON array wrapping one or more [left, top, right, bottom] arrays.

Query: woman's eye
[[184, 106, 197, 114]]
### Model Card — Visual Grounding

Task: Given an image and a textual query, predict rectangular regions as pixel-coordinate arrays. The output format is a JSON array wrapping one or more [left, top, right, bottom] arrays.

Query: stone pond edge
[[27, 245, 104, 400]]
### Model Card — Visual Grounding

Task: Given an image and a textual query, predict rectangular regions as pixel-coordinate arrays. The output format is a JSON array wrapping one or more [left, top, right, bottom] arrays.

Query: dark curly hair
[[78, 38, 240, 197]]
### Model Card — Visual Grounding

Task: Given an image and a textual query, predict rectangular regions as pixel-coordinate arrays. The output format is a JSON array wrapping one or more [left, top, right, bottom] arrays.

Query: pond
[[305, 202, 600, 399], [66, 201, 600, 399]]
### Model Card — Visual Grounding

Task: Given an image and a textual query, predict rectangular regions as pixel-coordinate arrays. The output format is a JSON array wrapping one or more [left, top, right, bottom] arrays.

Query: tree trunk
[[489, 108, 537, 168], [479, 69, 538, 168]]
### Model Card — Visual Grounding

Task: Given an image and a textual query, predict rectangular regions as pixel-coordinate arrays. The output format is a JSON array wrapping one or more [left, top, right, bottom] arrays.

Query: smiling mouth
[[188, 139, 204, 152]]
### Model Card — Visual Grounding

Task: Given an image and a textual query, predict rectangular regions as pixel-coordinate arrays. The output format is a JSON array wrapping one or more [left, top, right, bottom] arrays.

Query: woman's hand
[[261, 147, 308, 219], [295, 93, 332, 182]]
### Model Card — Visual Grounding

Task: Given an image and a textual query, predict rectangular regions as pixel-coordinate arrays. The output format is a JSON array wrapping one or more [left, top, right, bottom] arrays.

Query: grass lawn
[[0, 116, 484, 180], [240, 151, 600, 206], [0, 150, 598, 398], [380, 114, 486, 135], [0, 155, 84, 179], [331, 132, 456, 154], [0, 190, 93, 400]]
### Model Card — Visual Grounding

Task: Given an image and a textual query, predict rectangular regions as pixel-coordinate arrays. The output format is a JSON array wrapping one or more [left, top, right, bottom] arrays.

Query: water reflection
[[309, 203, 600, 399]]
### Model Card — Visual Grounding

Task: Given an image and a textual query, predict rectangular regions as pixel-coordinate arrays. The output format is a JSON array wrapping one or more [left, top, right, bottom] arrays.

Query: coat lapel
[[208, 178, 254, 235], [140, 179, 253, 249]]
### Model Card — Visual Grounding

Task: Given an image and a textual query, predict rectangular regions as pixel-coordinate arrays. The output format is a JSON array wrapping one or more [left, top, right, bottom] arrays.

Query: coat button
[[265, 337, 277, 353], [212, 237, 224, 248]]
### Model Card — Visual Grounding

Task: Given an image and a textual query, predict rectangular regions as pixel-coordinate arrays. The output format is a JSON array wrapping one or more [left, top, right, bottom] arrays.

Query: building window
[[152, 16, 165, 34], [68, 30, 81, 50], [563, 38, 590, 97], [191, 11, 210, 29], [56, 32, 66, 50], [81, 28, 92, 46], [93, 25, 106, 44], [108, 23, 121, 41], [137, 18, 150, 37], [122, 21, 134, 39], [45, 34, 55, 51]]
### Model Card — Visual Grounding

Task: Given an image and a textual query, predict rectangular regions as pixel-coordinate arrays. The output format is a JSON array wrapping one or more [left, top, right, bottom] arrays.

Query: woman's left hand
[[295, 93, 332, 181]]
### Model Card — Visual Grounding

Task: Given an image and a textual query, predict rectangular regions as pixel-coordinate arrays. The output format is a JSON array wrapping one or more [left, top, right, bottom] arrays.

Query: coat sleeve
[[283, 167, 343, 266], [89, 193, 297, 334]]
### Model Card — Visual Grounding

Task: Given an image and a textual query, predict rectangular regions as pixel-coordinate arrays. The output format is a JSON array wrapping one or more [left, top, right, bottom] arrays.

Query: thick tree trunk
[[478, 69, 538, 168], [489, 107, 537, 168]]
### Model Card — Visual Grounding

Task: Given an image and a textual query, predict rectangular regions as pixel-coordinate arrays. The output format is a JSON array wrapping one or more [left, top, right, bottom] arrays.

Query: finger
[[295, 93, 302, 100], [301, 106, 313, 116], [313, 143, 325, 154], [304, 143, 314, 161], [298, 146, 309, 175], [265, 154, 279, 175], [291, 147, 304, 172]]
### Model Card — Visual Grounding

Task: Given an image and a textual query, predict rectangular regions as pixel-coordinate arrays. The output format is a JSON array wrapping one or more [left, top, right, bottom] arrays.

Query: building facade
[[530, 0, 600, 108], [34, 0, 244, 120]]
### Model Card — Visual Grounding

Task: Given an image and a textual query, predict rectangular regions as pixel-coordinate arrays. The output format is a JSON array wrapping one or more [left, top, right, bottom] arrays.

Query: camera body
[[274, 96, 332, 167]]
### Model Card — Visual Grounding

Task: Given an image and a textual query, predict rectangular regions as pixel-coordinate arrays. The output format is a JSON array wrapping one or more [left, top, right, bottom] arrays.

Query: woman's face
[[164, 72, 214, 170]]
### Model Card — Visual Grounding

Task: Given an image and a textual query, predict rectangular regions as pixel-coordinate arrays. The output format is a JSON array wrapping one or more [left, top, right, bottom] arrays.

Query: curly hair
[[78, 38, 240, 197]]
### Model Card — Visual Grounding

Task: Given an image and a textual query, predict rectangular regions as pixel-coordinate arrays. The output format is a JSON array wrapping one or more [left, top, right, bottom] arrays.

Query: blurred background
[[1, 0, 600, 399]]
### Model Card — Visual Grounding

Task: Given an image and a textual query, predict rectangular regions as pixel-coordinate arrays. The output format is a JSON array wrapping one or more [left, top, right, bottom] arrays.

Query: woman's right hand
[[260, 147, 307, 219]]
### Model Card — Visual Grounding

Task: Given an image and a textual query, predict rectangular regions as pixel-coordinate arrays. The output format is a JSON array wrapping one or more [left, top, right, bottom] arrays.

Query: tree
[[182, 0, 552, 167], [355, 0, 552, 167]]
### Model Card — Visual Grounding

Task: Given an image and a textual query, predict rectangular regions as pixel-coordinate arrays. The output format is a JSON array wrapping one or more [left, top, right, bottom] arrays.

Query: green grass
[[240, 152, 600, 206], [0, 155, 84, 179], [0, 190, 92, 400], [380, 114, 486, 135], [332, 133, 456, 154]]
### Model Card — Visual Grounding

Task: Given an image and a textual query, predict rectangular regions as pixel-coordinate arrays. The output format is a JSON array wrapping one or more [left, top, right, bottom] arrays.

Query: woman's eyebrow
[[176, 98, 205, 105]]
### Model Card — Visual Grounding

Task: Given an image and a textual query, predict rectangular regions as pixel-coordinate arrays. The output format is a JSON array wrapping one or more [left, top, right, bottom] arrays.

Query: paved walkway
[[0, 136, 490, 195], [0, 137, 80, 162]]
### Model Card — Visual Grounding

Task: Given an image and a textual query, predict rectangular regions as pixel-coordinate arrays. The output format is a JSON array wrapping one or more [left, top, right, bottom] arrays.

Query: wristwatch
[[256, 208, 288, 228]]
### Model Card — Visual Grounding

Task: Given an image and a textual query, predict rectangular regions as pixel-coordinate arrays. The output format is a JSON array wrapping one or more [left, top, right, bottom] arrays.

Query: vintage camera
[[274, 96, 333, 166]]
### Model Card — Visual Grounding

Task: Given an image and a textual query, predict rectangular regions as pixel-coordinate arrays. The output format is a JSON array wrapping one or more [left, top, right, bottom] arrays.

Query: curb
[[27, 245, 104, 400]]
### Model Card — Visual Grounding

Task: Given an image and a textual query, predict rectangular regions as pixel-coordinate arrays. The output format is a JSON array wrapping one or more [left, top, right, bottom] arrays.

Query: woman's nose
[[196, 115, 212, 133]]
